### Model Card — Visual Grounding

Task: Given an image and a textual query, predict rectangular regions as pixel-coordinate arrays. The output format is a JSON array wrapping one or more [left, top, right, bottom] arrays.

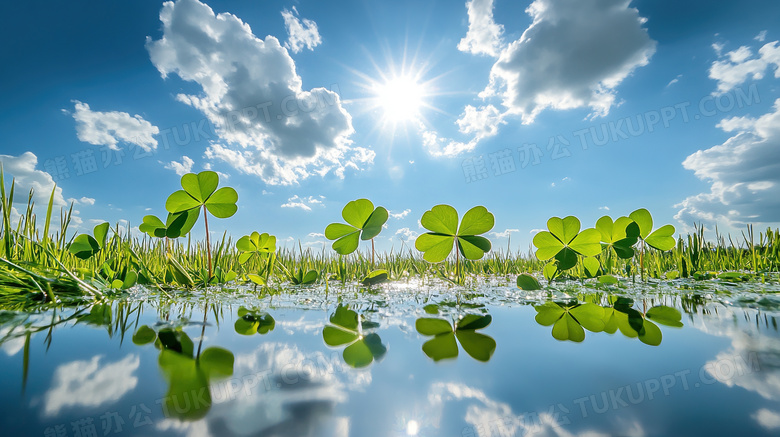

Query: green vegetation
[[415, 205, 494, 282], [133, 306, 234, 420], [165, 171, 238, 279], [534, 295, 684, 346], [322, 304, 387, 368], [415, 307, 496, 362], [234, 306, 276, 335], [326, 198, 389, 284], [0, 164, 779, 308]]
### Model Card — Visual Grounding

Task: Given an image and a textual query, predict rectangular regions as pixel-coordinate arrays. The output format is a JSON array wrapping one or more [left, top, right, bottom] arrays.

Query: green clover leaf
[[532, 216, 601, 270], [629, 208, 676, 251], [68, 222, 110, 260], [415, 314, 496, 362], [534, 302, 605, 342], [322, 305, 386, 368], [595, 216, 640, 259], [325, 199, 388, 255], [415, 205, 494, 263]]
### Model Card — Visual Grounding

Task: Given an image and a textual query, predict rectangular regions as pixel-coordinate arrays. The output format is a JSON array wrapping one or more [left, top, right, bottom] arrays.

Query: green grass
[[0, 168, 778, 307]]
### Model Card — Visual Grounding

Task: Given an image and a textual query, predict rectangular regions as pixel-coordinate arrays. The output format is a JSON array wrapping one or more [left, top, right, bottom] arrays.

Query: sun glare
[[374, 75, 425, 123]]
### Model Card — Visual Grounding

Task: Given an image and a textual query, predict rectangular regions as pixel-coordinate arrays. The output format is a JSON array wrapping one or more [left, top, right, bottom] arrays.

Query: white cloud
[[308, 232, 325, 238], [43, 354, 139, 417], [394, 227, 419, 242], [755, 30, 768, 42], [67, 196, 95, 206], [389, 209, 411, 220], [154, 341, 362, 437], [712, 42, 725, 56], [754, 409, 780, 430], [482, 0, 656, 123], [0, 152, 67, 209], [202, 162, 230, 180], [422, 0, 656, 159], [598, 206, 610, 211], [709, 41, 780, 94], [0, 325, 26, 356], [281, 7, 322, 54], [691, 307, 780, 405], [676, 98, 780, 228], [147, 0, 371, 185], [458, 0, 504, 57], [163, 155, 194, 176], [489, 228, 519, 238], [426, 382, 614, 437], [456, 104, 504, 141], [270, 236, 296, 247], [666, 74, 682, 87], [551, 176, 570, 188], [421, 128, 478, 157], [70, 101, 159, 152], [281, 195, 324, 211], [419, 105, 503, 158]]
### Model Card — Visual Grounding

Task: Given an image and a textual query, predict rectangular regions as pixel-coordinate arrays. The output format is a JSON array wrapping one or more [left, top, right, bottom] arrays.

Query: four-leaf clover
[[236, 232, 276, 264], [533, 216, 601, 270], [415, 205, 494, 263]]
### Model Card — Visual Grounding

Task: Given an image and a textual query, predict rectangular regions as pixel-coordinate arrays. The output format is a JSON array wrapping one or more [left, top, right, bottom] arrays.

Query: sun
[[373, 75, 425, 123], [348, 53, 446, 137]]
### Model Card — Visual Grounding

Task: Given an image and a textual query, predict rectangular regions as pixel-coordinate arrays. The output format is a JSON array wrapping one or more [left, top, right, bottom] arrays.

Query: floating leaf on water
[[423, 304, 440, 314], [362, 269, 389, 286], [598, 275, 619, 285], [517, 273, 542, 290]]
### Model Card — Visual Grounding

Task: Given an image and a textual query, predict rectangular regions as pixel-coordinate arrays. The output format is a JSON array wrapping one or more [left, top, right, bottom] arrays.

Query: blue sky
[[1, 0, 780, 253]]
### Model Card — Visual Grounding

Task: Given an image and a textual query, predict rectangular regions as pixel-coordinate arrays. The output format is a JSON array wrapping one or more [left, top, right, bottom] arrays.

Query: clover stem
[[640, 240, 645, 282], [203, 205, 212, 280], [196, 302, 208, 359], [371, 238, 375, 269], [455, 243, 461, 282]]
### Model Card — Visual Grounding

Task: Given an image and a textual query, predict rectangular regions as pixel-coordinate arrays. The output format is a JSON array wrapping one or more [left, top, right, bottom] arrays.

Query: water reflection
[[234, 306, 275, 335], [322, 304, 387, 368], [43, 354, 140, 417], [415, 311, 496, 362], [0, 289, 779, 436], [534, 296, 683, 345], [132, 305, 235, 421]]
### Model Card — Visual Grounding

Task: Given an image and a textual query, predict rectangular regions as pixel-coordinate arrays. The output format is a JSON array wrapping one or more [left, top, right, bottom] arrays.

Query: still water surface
[[1, 281, 779, 436]]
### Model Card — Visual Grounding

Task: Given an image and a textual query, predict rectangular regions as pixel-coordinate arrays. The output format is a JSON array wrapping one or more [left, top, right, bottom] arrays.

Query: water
[[2, 279, 780, 437]]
